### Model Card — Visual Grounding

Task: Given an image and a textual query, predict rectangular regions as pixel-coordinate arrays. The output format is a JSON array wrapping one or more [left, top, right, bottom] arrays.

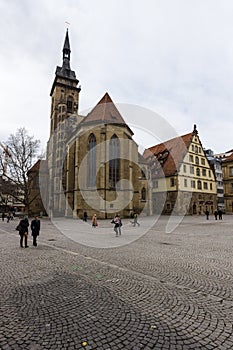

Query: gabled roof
[[82, 93, 132, 134], [144, 132, 194, 177], [222, 152, 233, 163]]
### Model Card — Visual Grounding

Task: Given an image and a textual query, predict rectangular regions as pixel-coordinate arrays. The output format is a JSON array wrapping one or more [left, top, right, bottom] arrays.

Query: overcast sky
[[1, 0, 233, 153]]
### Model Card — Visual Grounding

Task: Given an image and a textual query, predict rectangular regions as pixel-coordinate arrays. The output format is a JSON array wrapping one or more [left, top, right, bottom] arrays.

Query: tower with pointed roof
[[50, 29, 81, 136], [47, 30, 82, 216]]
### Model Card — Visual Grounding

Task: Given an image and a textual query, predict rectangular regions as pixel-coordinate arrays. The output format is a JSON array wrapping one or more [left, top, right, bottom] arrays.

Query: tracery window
[[87, 134, 96, 187], [109, 135, 120, 189]]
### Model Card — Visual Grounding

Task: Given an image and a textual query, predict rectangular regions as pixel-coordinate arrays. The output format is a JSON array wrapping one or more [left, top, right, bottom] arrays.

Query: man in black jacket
[[31, 216, 40, 247]]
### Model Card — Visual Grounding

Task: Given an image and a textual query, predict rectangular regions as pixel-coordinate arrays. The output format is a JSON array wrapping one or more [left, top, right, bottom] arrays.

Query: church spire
[[62, 29, 71, 70]]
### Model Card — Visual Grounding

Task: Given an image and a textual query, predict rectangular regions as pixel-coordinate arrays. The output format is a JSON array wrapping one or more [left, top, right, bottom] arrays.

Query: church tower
[[48, 30, 81, 216], [50, 29, 81, 135]]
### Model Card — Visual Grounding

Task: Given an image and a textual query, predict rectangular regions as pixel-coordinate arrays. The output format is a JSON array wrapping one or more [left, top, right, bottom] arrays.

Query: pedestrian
[[31, 216, 40, 247], [7, 213, 11, 223], [112, 213, 122, 237], [205, 209, 209, 220], [1, 212, 5, 221], [133, 212, 140, 227], [218, 209, 223, 220], [214, 209, 218, 220], [83, 211, 88, 222], [92, 214, 98, 228], [17, 216, 29, 248]]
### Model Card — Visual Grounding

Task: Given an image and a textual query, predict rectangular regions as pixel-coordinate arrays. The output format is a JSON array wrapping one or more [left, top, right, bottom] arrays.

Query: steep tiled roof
[[82, 93, 129, 127], [144, 132, 193, 177], [222, 152, 233, 163]]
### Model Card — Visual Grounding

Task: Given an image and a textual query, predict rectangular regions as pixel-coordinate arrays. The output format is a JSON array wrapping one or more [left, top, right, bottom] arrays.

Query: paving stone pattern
[[0, 216, 233, 349]]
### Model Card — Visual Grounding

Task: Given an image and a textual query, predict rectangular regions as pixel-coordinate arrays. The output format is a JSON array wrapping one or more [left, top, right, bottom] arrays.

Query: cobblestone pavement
[[0, 215, 233, 349]]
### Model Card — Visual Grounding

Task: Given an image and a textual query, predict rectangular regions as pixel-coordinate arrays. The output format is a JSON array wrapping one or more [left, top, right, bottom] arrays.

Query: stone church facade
[[45, 30, 150, 219]]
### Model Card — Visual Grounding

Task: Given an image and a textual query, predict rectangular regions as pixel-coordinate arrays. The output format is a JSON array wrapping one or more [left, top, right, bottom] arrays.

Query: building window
[[184, 179, 187, 187], [190, 166, 194, 174], [202, 168, 206, 176], [141, 187, 146, 201], [201, 158, 205, 165], [204, 182, 208, 190], [195, 156, 199, 165], [189, 155, 194, 162], [196, 168, 200, 176], [209, 170, 211, 177], [87, 134, 96, 187], [67, 96, 74, 113], [109, 135, 120, 189], [195, 145, 198, 153], [191, 180, 195, 188], [230, 167, 233, 176], [183, 164, 186, 173], [231, 184, 233, 193], [197, 180, 202, 190], [170, 178, 175, 187], [210, 183, 213, 190], [153, 180, 158, 188]]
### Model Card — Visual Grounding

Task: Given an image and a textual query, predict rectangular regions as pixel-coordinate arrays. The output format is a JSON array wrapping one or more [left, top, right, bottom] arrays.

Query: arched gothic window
[[109, 135, 120, 189], [87, 134, 96, 187], [141, 187, 146, 201]]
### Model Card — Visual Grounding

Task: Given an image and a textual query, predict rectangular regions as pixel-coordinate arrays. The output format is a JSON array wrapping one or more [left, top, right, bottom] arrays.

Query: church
[[44, 30, 150, 219], [28, 30, 217, 218]]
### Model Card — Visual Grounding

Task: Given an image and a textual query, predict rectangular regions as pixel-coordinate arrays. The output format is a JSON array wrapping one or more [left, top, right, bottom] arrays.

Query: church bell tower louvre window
[[67, 96, 74, 113]]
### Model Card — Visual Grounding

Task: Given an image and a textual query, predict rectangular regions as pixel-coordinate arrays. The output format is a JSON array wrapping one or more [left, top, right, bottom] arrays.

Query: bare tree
[[0, 128, 40, 212]]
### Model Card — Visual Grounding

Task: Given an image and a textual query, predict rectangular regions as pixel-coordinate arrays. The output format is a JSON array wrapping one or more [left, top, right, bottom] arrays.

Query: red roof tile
[[144, 132, 193, 177], [83, 92, 127, 126]]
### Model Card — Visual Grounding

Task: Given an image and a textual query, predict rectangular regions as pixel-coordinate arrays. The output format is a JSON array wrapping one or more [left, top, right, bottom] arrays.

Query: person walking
[[31, 216, 40, 247], [1, 212, 5, 221], [92, 214, 98, 228], [83, 211, 88, 222], [18, 216, 29, 248], [218, 209, 223, 220], [113, 213, 122, 237], [133, 212, 140, 227], [205, 209, 209, 220], [7, 213, 11, 223], [214, 209, 218, 220]]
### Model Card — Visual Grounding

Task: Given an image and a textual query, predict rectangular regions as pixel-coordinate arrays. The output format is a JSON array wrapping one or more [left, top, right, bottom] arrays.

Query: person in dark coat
[[218, 209, 223, 220], [83, 211, 88, 222], [31, 216, 40, 247], [18, 216, 29, 248], [214, 209, 218, 220]]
